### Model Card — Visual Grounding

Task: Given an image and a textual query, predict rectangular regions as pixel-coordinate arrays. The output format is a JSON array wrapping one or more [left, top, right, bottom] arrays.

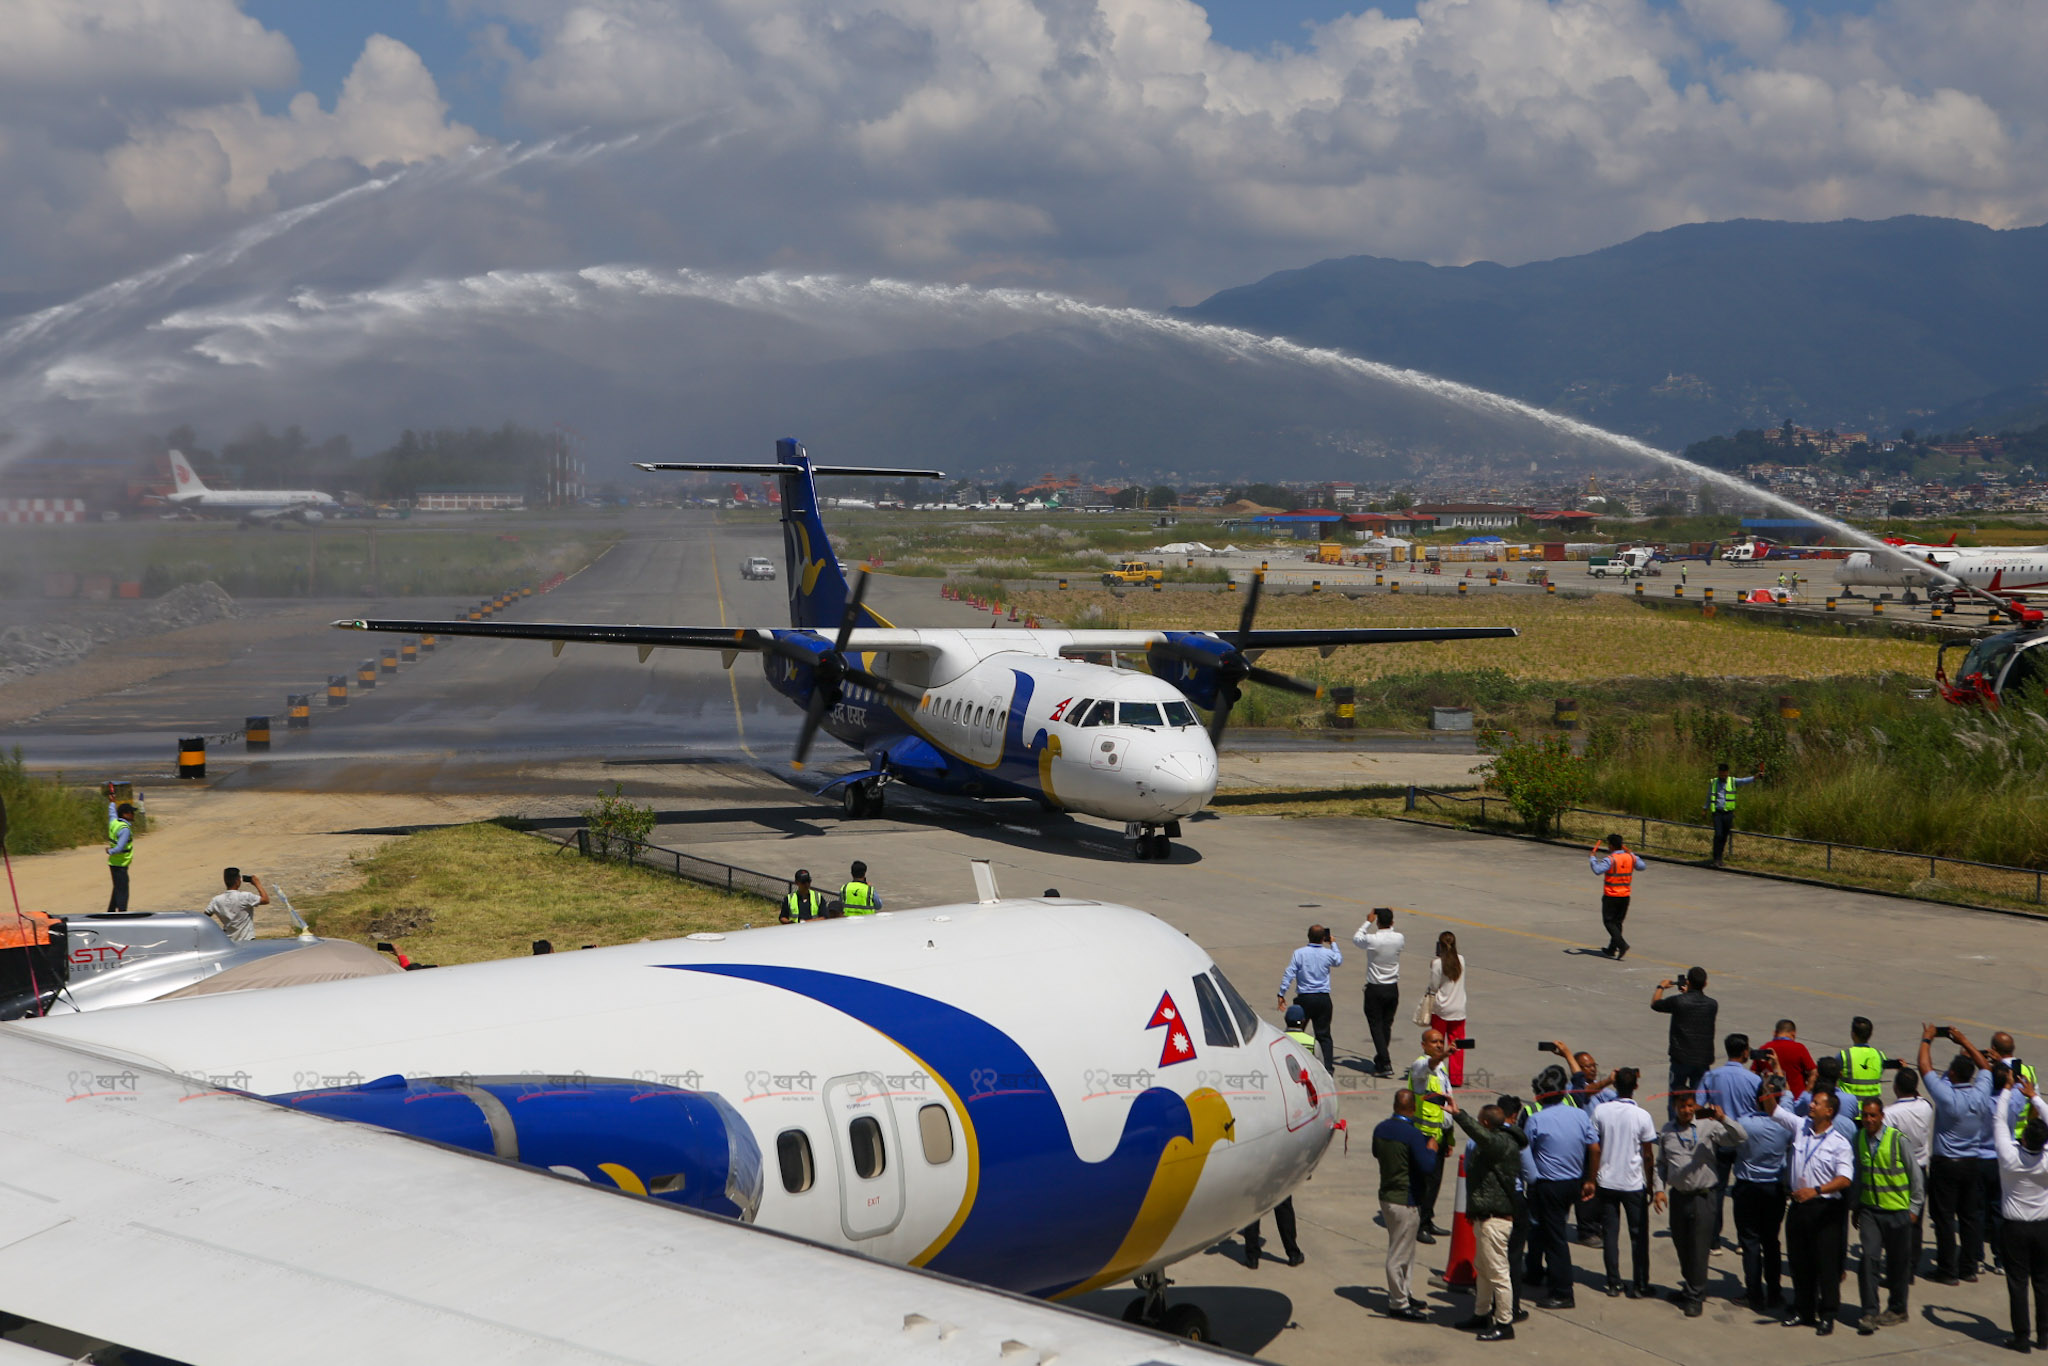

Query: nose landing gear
[[1120, 1270, 1211, 1341], [1127, 821, 1182, 860]]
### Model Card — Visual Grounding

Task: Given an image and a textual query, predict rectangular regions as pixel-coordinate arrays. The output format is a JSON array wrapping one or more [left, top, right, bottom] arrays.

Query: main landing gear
[[1128, 821, 1181, 861], [839, 777, 888, 820], [1121, 1270, 1211, 1341]]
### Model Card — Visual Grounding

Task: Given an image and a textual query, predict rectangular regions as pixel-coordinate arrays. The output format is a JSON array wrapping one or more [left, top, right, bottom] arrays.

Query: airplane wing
[[333, 618, 948, 660], [1052, 626, 1520, 655], [0, 1030, 1216, 1365]]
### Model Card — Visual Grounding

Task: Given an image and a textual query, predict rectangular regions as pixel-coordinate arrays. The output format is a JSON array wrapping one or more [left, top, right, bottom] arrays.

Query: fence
[[1404, 787, 2046, 909], [569, 829, 801, 904]]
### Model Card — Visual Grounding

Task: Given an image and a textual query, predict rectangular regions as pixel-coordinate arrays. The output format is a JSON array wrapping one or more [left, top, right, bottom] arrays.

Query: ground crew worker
[[1409, 1027, 1454, 1242], [1241, 1005, 1317, 1270], [1589, 833, 1638, 960], [841, 860, 880, 915], [1853, 1096, 1923, 1334], [781, 869, 826, 924], [1840, 1017, 1889, 1110], [105, 798, 137, 913], [1706, 762, 1761, 866]]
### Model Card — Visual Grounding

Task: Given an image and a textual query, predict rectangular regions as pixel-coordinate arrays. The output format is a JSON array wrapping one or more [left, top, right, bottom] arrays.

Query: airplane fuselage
[[1836, 546, 2048, 595]]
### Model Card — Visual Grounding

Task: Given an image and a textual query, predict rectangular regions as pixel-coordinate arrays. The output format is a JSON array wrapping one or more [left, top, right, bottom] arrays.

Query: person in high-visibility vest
[[1408, 1027, 1454, 1241], [105, 798, 137, 913], [1589, 833, 1641, 960], [1706, 762, 1762, 866], [840, 860, 880, 915], [1840, 1017, 1889, 1110], [1852, 1096, 1923, 1333], [780, 869, 825, 924]]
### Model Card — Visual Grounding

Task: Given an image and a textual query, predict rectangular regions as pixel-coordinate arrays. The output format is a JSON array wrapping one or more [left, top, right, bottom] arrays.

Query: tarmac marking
[[705, 528, 757, 760]]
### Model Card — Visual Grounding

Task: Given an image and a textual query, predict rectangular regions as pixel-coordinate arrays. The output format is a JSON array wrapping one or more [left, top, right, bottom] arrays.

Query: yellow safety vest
[[841, 880, 877, 914], [106, 817, 134, 868], [2011, 1061, 2040, 1135], [1854, 1127, 1912, 1211], [1710, 777, 1739, 812], [1285, 1029, 1319, 1052], [783, 890, 823, 922], [1410, 1058, 1449, 1137], [1840, 1046, 1885, 1102]]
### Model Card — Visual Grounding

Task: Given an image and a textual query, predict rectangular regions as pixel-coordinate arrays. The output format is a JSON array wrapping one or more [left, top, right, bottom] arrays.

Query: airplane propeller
[[759, 568, 922, 768], [1145, 574, 1322, 747]]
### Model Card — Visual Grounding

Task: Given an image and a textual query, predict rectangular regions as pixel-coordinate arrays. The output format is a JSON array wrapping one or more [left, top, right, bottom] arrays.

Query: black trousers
[[1669, 1189, 1716, 1302], [1984, 1157, 2009, 1264], [2004, 1218, 2048, 1343], [1733, 1179, 1788, 1304], [1529, 1178, 1580, 1300], [1600, 895, 1630, 954], [1930, 1153, 1989, 1276], [1507, 1189, 1530, 1313], [1786, 1198, 1849, 1323], [1293, 991, 1334, 1073], [1597, 1186, 1650, 1288], [1857, 1207, 1913, 1317], [106, 864, 129, 913], [1243, 1196, 1301, 1261], [1418, 1132, 1448, 1228], [1361, 983, 1400, 1074], [1711, 810, 1736, 862]]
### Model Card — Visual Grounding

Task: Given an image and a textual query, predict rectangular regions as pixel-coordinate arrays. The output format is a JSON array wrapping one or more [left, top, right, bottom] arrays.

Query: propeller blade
[[1206, 686, 1238, 748], [835, 568, 870, 655], [845, 666, 922, 705], [1235, 572, 1262, 641], [1245, 665, 1323, 698], [792, 685, 833, 769]]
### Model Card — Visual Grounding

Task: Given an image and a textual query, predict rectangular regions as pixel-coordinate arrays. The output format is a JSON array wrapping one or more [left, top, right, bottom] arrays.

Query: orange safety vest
[[1602, 848, 1636, 898]]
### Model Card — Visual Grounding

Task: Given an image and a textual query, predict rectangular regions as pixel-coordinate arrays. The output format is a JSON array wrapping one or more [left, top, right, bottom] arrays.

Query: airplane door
[[1268, 1038, 1321, 1133], [823, 1073, 905, 1240]]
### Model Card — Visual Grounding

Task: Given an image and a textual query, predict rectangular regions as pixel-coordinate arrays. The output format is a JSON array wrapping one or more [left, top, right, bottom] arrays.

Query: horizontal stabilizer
[[636, 462, 947, 478]]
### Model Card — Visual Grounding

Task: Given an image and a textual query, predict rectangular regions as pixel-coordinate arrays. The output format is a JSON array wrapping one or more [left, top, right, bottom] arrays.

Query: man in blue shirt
[[1524, 1069, 1601, 1309], [1700, 1033, 1765, 1250], [1277, 924, 1342, 1071], [1920, 1023, 1998, 1283], [1732, 1084, 1795, 1311]]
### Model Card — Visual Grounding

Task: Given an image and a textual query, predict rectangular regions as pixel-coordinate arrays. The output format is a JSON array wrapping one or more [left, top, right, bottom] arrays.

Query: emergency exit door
[[824, 1072, 905, 1240]]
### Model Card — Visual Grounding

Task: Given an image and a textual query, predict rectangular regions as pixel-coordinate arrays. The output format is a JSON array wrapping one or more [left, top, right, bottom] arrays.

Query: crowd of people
[[1351, 964, 2048, 1346]]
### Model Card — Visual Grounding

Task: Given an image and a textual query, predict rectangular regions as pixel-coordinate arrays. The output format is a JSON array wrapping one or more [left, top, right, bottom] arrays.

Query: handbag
[[1412, 990, 1437, 1027]]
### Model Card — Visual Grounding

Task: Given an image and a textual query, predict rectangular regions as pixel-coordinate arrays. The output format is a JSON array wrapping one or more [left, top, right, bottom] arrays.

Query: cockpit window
[[1118, 702, 1165, 728], [1079, 700, 1111, 727], [1162, 701, 1197, 728], [1190, 972, 1237, 1048], [1210, 967, 1262, 1041]]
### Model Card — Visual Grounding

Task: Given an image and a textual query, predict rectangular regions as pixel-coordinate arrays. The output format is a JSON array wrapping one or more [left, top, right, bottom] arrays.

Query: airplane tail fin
[[167, 450, 208, 497], [635, 442, 946, 630]]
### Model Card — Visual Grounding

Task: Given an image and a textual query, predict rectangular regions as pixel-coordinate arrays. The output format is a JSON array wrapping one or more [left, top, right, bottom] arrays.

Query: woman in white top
[[1429, 930, 1470, 1086]]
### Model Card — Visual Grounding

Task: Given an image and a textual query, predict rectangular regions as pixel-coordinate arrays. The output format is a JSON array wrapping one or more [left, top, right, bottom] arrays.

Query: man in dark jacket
[[1453, 1098, 1531, 1341], [1374, 1090, 1439, 1322], [1652, 967, 1720, 1119]]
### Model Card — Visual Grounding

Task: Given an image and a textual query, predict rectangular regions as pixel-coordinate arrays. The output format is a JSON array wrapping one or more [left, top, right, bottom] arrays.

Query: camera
[[1537, 1041, 1564, 1056], [1933, 1026, 1955, 1041]]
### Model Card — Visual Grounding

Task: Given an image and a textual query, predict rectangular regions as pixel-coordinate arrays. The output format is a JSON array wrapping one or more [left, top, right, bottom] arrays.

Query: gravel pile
[[0, 581, 240, 685]]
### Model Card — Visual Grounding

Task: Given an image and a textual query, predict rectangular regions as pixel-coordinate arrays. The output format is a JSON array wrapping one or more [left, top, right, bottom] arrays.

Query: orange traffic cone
[[1442, 1153, 1476, 1288]]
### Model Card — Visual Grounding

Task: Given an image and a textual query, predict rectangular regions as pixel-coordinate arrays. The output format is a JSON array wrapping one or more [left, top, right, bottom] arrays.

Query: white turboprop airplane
[[164, 448, 339, 523], [1835, 539, 2048, 598], [336, 439, 1516, 858], [22, 881, 1336, 1344]]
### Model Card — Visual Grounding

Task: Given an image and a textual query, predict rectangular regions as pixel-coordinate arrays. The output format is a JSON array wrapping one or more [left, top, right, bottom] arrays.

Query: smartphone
[[1455, 1039, 1477, 1050], [1537, 1041, 1564, 1056], [1933, 1026, 1954, 1041]]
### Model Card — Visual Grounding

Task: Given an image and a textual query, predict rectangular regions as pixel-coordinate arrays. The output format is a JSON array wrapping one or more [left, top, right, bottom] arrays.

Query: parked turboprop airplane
[[24, 882, 1336, 1341], [164, 449, 338, 522], [1835, 540, 2048, 598], [336, 439, 1516, 858]]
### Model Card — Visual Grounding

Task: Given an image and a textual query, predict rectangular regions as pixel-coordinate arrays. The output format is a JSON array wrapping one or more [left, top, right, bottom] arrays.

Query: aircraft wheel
[[1121, 1298, 1151, 1325], [1132, 836, 1153, 861], [1161, 1304, 1211, 1341], [841, 785, 865, 819], [1151, 834, 1173, 860], [861, 784, 885, 819]]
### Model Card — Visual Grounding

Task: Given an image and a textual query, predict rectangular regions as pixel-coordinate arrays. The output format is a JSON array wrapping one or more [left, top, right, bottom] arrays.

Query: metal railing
[[569, 829, 802, 904], [1404, 787, 2046, 907]]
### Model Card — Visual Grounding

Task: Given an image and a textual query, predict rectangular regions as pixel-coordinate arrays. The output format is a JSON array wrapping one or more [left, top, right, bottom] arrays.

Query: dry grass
[[300, 823, 762, 965], [1009, 586, 1937, 685]]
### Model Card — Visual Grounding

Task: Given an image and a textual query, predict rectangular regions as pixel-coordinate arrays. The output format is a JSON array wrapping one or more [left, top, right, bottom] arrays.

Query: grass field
[[300, 823, 762, 965], [0, 522, 620, 599], [0, 749, 109, 855]]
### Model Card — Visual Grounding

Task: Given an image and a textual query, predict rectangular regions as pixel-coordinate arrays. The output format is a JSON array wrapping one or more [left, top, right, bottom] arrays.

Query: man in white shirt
[[1591, 1067, 1657, 1297], [1766, 1090, 1855, 1334], [1353, 908, 1404, 1078], [1886, 1068, 1936, 1278], [203, 866, 268, 942], [1992, 1080, 2048, 1351]]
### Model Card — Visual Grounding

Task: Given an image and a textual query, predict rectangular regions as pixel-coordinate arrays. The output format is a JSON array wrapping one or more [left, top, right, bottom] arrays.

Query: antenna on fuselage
[[969, 859, 1001, 905]]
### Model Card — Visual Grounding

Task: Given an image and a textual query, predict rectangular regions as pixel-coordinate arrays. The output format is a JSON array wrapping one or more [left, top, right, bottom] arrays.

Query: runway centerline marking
[[706, 527, 756, 760]]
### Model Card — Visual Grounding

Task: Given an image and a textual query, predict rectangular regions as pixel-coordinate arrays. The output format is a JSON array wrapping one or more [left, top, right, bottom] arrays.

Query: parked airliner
[[165, 449, 338, 522], [25, 886, 1336, 1340], [1835, 540, 2048, 597], [337, 439, 1515, 858]]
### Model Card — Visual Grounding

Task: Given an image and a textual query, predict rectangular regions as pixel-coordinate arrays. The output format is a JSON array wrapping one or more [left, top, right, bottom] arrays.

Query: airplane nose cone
[[1145, 747, 1216, 817]]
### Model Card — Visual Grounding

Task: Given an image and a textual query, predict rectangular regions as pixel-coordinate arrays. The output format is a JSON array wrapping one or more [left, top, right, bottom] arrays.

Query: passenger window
[[849, 1116, 887, 1179], [1163, 701, 1197, 727], [1119, 702, 1165, 728], [1191, 972, 1238, 1048], [918, 1104, 955, 1164], [777, 1129, 815, 1193], [1211, 967, 1261, 1041]]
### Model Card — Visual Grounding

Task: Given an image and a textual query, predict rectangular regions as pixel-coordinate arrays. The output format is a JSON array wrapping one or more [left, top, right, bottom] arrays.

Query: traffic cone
[[1442, 1153, 1476, 1288]]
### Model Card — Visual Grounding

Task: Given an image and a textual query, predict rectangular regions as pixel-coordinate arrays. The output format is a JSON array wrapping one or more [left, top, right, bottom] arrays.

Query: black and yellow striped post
[[286, 694, 311, 729], [420, 633, 437, 653], [1057, 578, 1068, 590], [1989, 608, 2004, 626], [1151, 580, 1163, 593], [467, 607, 482, 621], [1310, 579, 1322, 593], [177, 736, 206, 779], [1703, 586, 1715, 603], [1226, 578, 1238, 593], [379, 646, 399, 675], [1389, 579, 1401, 594], [1331, 686, 1356, 730], [245, 716, 272, 753], [1872, 601, 1885, 615], [1545, 580, 1557, 595], [1674, 584, 1686, 598], [520, 586, 532, 598], [400, 636, 419, 664], [357, 658, 378, 689], [1554, 697, 1579, 730], [1930, 604, 1944, 620], [327, 674, 349, 706], [1457, 581, 1468, 595], [1260, 560, 1269, 573], [1634, 581, 1645, 598], [1826, 596, 1837, 611], [1778, 694, 1801, 721], [1375, 572, 1384, 586]]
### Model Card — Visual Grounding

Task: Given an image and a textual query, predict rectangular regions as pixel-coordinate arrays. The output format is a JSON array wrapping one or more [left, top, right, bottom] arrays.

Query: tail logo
[[795, 524, 826, 596]]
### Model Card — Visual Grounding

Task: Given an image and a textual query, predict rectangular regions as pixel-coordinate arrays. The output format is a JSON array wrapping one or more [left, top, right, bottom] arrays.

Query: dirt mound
[[144, 581, 241, 630], [365, 907, 436, 938], [0, 581, 239, 685]]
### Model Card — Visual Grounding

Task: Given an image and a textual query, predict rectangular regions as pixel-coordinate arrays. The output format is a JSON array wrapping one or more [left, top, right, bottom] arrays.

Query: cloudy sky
[[2, 0, 2043, 462]]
